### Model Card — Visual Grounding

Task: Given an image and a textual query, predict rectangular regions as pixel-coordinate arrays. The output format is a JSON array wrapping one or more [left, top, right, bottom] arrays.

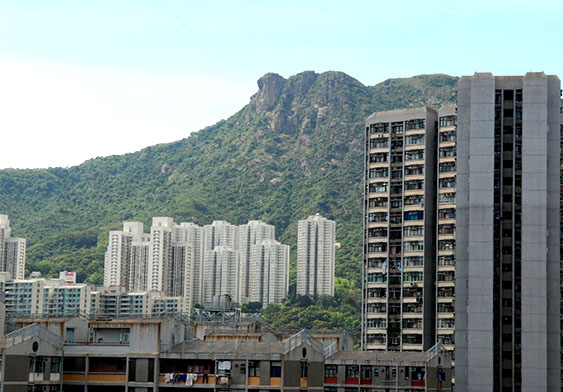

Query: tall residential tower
[[296, 214, 336, 297], [0, 214, 26, 280], [455, 73, 561, 391], [362, 107, 438, 351]]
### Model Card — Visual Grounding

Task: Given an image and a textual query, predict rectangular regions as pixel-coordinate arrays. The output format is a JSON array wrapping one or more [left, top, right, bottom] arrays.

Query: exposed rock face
[[252, 73, 286, 114], [249, 70, 369, 133]]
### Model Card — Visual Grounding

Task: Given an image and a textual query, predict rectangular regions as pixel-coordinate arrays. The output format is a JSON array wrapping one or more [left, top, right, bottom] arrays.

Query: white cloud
[[0, 60, 255, 169]]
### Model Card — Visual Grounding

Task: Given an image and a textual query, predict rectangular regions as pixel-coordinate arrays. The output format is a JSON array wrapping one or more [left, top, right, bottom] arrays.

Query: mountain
[[0, 71, 457, 290]]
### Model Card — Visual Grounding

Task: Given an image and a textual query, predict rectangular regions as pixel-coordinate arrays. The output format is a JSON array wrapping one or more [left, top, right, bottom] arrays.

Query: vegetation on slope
[[0, 71, 457, 336]]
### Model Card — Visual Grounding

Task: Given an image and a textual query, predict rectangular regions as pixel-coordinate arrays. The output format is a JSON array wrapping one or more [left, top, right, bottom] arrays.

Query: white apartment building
[[0, 214, 26, 280], [102, 217, 288, 311], [147, 217, 174, 292], [249, 239, 289, 306], [296, 214, 336, 297], [103, 228, 133, 288], [129, 228, 150, 292], [203, 220, 239, 251], [202, 245, 239, 303], [174, 222, 204, 306], [43, 280, 91, 316], [238, 220, 275, 303]]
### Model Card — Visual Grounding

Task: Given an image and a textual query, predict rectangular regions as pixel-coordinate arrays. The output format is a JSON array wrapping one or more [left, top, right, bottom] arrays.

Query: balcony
[[159, 374, 218, 385]]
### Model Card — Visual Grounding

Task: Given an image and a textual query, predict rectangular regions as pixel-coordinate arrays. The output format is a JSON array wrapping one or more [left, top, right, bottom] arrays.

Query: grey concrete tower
[[455, 73, 561, 391], [362, 107, 437, 352]]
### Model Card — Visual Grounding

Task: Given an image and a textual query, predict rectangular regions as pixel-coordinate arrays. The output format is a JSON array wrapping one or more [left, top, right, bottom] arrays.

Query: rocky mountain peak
[[252, 73, 287, 114]]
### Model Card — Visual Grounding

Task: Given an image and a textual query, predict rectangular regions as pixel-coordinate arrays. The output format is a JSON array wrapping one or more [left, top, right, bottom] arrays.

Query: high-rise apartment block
[[174, 222, 204, 304], [249, 239, 289, 306], [0, 214, 26, 280], [435, 104, 457, 351], [362, 107, 439, 351], [455, 73, 561, 391], [296, 214, 336, 297], [238, 220, 275, 303], [103, 217, 290, 310], [104, 218, 192, 312], [202, 245, 239, 303]]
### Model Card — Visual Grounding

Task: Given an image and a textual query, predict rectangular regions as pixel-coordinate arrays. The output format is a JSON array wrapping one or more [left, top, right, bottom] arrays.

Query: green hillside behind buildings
[[0, 71, 457, 340]]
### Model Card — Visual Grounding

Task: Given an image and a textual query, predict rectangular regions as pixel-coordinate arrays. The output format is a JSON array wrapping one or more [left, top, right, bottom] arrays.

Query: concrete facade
[[362, 107, 437, 352], [238, 220, 275, 304], [249, 239, 289, 306], [455, 73, 561, 391], [296, 214, 336, 297], [0, 215, 25, 280], [0, 316, 452, 392]]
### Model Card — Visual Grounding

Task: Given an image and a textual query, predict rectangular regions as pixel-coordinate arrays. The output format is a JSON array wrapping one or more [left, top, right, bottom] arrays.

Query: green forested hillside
[[0, 71, 457, 337]]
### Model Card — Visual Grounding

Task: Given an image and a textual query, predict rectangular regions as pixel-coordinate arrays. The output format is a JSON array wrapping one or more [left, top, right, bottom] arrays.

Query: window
[[368, 212, 387, 223], [248, 361, 260, 377], [439, 162, 456, 173], [367, 258, 386, 268], [368, 183, 388, 193], [369, 167, 388, 178], [404, 195, 424, 206], [404, 211, 423, 221], [365, 302, 386, 312], [367, 227, 387, 238], [366, 318, 386, 328], [439, 193, 456, 204], [30, 357, 45, 374], [403, 241, 424, 251], [239, 363, 246, 374], [391, 123, 403, 134], [438, 240, 456, 251], [366, 273, 386, 283], [406, 135, 425, 145], [51, 357, 61, 374], [346, 365, 359, 378], [405, 164, 424, 176], [403, 272, 424, 282], [439, 116, 456, 127], [370, 123, 388, 134], [300, 361, 309, 378], [366, 334, 386, 344], [439, 177, 455, 188], [438, 224, 455, 235], [369, 153, 388, 163], [65, 328, 75, 343], [325, 364, 338, 377], [439, 146, 456, 157], [438, 208, 455, 219], [404, 180, 424, 190], [403, 256, 423, 266], [439, 130, 456, 142], [271, 361, 282, 377], [405, 149, 424, 161], [360, 366, 372, 379], [438, 255, 455, 266], [404, 226, 423, 237], [368, 197, 387, 208], [405, 119, 425, 130], [367, 243, 387, 254], [369, 137, 389, 149]]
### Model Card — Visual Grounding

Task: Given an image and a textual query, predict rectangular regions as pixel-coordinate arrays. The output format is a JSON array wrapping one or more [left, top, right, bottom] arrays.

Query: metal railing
[[2, 323, 63, 348], [282, 330, 324, 354], [425, 342, 445, 361], [323, 341, 337, 358]]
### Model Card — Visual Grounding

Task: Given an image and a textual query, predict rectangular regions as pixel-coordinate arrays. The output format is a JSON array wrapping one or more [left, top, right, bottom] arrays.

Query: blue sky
[[1, 0, 562, 168]]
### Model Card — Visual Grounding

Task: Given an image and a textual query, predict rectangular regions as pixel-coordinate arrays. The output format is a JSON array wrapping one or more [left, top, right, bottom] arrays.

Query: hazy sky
[[1, 0, 562, 169]]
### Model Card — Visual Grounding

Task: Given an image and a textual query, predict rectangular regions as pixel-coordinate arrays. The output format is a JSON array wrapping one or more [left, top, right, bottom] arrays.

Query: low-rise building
[[0, 315, 452, 392]]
